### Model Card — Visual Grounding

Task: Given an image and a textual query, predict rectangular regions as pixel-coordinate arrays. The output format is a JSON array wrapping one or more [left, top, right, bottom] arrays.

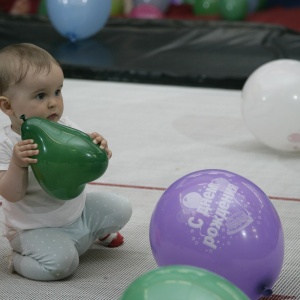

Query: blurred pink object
[[288, 133, 300, 143], [129, 4, 163, 19]]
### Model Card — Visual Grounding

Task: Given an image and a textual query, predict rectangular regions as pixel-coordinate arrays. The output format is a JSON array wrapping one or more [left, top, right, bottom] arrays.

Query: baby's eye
[[36, 93, 46, 100], [55, 89, 61, 96]]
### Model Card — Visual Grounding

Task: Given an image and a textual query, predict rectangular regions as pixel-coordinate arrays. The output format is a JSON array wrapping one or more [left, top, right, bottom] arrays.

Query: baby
[[0, 43, 132, 281]]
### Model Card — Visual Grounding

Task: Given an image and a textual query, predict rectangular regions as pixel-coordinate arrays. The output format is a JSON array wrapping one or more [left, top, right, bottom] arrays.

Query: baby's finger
[[18, 139, 35, 146], [28, 157, 38, 164], [93, 136, 107, 148], [21, 149, 39, 158], [99, 139, 108, 150], [21, 143, 38, 150], [90, 132, 99, 139], [106, 149, 112, 159]]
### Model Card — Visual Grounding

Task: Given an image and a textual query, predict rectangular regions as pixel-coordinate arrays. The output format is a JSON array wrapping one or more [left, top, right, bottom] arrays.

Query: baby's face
[[8, 63, 64, 133]]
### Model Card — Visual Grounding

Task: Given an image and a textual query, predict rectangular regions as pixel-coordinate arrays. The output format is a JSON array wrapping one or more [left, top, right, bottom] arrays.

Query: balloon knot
[[20, 114, 26, 121], [66, 32, 78, 43], [262, 288, 273, 297]]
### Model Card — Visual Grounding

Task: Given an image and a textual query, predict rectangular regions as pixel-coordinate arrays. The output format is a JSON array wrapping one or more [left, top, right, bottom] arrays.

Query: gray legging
[[9, 192, 132, 281]]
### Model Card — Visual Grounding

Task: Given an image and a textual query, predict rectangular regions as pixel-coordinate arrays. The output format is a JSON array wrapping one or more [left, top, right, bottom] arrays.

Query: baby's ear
[[0, 96, 13, 115]]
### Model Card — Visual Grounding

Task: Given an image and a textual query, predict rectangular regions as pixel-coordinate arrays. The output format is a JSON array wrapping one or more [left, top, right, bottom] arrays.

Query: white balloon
[[242, 59, 300, 152]]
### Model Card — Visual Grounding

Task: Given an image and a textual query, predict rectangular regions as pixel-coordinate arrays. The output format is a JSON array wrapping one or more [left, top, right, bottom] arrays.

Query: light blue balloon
[[47, 0, 111, 42]]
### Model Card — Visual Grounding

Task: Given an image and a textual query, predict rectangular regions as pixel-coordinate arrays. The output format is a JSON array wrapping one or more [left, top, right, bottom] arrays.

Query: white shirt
[[0, 116, 86, 240]]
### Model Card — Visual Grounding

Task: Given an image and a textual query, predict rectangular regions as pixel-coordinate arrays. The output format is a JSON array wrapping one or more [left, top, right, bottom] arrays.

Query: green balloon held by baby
[[20, 115, 109, 200]]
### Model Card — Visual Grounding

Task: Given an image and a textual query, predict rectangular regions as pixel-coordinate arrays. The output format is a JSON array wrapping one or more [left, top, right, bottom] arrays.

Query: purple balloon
[[149, 169, 284, 300]]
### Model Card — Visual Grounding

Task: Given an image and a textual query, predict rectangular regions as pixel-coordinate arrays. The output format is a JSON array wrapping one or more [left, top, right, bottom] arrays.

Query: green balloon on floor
[[38, 0, 47, 16], [111, 0, 124, 16], [220, 0, 247, 20], [193, 0, 220, 15], [120, 265, 250, 300]]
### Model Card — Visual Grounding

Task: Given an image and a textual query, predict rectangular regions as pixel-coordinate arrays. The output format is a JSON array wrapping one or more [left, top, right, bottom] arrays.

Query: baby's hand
[[12, 139, 39, 168], [89, 132, 112, 159]]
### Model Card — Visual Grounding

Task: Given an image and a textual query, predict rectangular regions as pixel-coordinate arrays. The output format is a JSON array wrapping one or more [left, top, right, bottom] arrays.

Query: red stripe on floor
[[88, 182, 166, 191], [88, 182, 300, 202]]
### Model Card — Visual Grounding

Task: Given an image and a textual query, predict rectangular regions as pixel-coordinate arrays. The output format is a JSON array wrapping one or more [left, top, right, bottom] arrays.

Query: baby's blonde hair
[[0, 43, 60, 96]]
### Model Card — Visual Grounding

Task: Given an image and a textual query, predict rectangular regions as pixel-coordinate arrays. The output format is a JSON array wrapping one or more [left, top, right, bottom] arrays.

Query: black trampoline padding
[[1, 14, 300, 90]]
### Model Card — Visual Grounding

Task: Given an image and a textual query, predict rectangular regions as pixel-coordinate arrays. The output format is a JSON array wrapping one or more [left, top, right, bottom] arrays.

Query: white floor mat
[[0, 80, 299, 299]]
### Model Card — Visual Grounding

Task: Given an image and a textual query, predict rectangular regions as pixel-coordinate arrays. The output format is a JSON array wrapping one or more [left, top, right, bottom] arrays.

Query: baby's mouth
[[47, 114, 58, 121]]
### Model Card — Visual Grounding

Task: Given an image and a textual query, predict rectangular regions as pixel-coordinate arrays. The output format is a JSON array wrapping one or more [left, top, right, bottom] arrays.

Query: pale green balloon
[[120, 265, 250, 300], [193, 0, 220, 16], [220, 0, 248, 21]]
